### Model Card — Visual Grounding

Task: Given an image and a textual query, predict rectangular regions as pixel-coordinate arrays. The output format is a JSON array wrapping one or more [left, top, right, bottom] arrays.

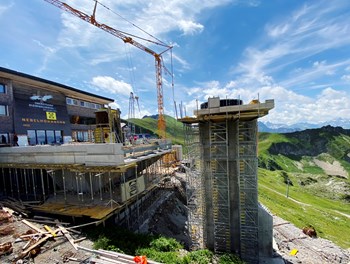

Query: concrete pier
[[179, 97, 274, 263]]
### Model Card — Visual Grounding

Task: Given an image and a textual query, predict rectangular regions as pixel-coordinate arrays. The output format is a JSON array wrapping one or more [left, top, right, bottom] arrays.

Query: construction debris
[[0, 206, 94, 263], [0, 242, 13, 257]]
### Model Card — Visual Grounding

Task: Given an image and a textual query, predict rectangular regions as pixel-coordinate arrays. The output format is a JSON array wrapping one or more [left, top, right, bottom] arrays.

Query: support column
[[9, 169, 13, 197], [89, 172, 94, 201], [62, 169, 67, 202], [40, 169, 45, 200], [24, 169, 28, 200], [32, 169, 37, 201], [2, 168, 7, 196], [15, 169, 20, 198], [228, 120, 240, 254]]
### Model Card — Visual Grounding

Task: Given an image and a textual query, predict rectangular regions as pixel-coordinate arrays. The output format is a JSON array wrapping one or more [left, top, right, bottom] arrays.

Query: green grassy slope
[[127, 115, 184, 145], [130, 117, 350, 248], [258, 128, 350, 248]]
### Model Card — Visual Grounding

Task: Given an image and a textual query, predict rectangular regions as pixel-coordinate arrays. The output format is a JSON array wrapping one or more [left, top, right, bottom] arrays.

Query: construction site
[[0, 2, 278, 261], [0, 94, 278, 263]]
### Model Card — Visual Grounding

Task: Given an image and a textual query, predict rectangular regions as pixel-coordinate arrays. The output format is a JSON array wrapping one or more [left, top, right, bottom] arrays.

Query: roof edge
[[0, 66, 114, 103]]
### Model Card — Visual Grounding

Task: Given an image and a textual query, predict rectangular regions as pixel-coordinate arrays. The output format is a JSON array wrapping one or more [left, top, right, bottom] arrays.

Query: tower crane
[[44, 0, 173, 139]]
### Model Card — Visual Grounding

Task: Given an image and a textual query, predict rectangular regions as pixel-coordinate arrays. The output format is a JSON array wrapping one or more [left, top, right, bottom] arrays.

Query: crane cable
[[94, 0, 169, 48], [124, 43, 141, 118]]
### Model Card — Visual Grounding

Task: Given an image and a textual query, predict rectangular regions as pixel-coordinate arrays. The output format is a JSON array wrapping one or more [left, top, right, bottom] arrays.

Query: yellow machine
[[94, 108, 123, 143]]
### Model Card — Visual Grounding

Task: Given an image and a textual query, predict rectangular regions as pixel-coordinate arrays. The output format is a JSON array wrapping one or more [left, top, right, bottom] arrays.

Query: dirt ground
[[272, 214, 350, 264]]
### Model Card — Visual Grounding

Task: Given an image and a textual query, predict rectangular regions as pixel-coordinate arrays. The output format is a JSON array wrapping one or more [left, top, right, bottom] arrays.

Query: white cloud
[[178, 20, 204, 35], [263, 86, 350, 125], [109, 101, 121, 110], [236, 1, 350, 88], [0, 3, 13, 16], [91, 76, 133, 96], [341, 74, 350, 82]]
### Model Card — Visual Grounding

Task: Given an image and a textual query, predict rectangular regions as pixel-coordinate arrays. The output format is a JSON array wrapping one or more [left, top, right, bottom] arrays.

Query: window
[[27, 130, 63, 145], [67, 97, 102, 109], [27, 130, 36, 145], [0, 84, 6, 93], [55, 130, 63, 143], [66, 97, 78, 105], [0, 105, 8, 116], [46, 130, 55, 144], [36, 130, 46, 145]]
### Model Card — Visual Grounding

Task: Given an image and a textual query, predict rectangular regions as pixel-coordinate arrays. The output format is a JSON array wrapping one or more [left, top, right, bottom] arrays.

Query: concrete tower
[[180, 97, 275, 263]]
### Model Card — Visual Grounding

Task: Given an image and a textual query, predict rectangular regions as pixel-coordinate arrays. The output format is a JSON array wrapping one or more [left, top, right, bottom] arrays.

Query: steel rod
[[40, 169, 45, 200]]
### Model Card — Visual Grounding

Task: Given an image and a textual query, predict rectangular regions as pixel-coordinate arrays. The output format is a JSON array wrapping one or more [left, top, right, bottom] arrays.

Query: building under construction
[[0, 66, 176, 229], [0, 139, 173, 228], [179, 97, 274, 263]]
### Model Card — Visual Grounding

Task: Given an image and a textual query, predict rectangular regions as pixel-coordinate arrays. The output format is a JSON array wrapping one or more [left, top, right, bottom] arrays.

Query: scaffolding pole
[[238, 120, 259, 263], [184, 123, 204, 250]]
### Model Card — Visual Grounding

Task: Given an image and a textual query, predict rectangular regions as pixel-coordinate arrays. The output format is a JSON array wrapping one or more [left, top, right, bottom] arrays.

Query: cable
[[95, 0, 169, 47]]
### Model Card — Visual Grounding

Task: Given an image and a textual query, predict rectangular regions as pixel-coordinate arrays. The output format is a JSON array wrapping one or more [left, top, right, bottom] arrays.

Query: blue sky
[[1, 0, 350, 125]]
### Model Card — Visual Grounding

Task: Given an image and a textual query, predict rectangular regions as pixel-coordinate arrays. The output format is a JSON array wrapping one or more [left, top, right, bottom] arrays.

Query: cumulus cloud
[[178, 20, 204, 35], [91, 76, 133, 96], [236, 1, 350, 89], [341, 74, 350, 82], [109, 101, 121, 110], [263, 86, 350, 125]]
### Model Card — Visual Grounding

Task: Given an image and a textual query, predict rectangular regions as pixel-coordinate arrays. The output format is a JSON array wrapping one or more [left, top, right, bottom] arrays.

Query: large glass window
[[0, 84, 6, 93], [27, 130, 36, 145], [55, 130, 63, 143], [46, 130, 55, 144], [36, 130, 46, 145], [27, 130, 63, 145], [0, 105, 8, 116]]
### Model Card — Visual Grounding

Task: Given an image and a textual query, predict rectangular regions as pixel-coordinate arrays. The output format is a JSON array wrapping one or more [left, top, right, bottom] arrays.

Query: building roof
[[0, 67, 114, 104]]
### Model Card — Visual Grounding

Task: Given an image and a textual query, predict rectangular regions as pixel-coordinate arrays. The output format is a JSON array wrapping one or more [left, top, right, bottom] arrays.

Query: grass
[[86, 225, 244, 263], [128, 115, 184, 145], [258, 168, 350, 248]]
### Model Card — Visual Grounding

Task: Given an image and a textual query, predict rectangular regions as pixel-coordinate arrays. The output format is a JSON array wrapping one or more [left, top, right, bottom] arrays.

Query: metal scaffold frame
[[184, 123, 204, 250], [238, 120, 259, 263], [209, 121, 231, 253]]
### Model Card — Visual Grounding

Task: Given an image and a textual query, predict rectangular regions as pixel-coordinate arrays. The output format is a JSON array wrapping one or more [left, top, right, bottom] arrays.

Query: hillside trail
[[261, 185, 310, 206], [261, 185, 350, 219]]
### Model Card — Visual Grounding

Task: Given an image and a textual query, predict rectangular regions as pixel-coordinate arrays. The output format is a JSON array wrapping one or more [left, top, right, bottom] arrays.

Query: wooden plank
[[22, 240, 31, 250], [59, 226, 77, 250], [73, 237, 86, 243], [20, 228, 61, 239], [21, 235, 51, 256], [22, 219, 45, 234], [30, 218, 70, 225], [66, 220, 102, 230]]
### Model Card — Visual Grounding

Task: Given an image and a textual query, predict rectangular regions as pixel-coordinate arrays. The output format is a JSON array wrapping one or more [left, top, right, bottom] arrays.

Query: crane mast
[[44, 0, 171, 139]]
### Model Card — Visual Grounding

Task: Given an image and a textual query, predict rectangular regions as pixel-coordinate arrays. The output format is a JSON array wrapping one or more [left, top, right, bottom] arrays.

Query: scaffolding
[[209, 120, 231, 252], [184, 123, 204, 250], [179, 98, 274, 263], [238, 120, 259, 263]]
